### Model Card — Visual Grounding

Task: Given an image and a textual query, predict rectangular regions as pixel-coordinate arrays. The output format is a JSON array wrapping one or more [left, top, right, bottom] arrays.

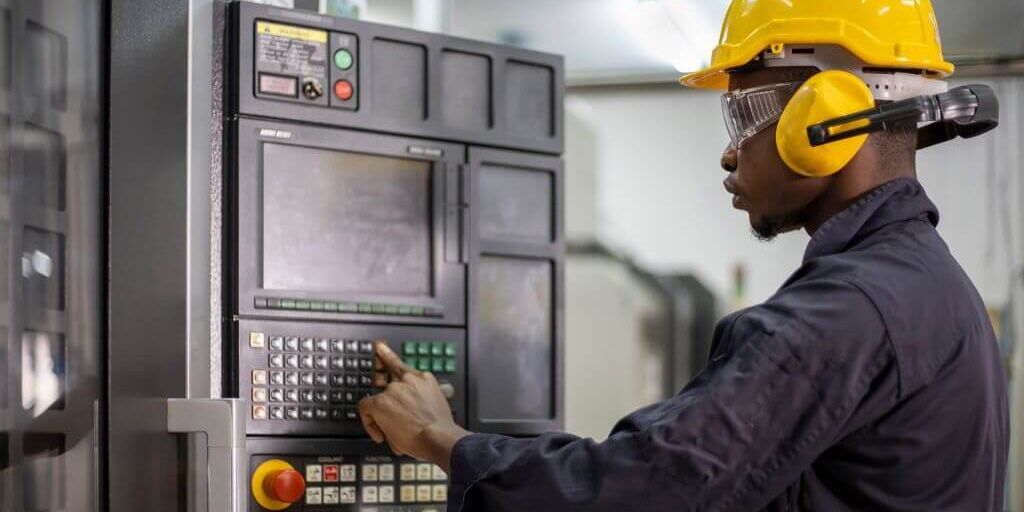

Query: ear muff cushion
[[776, 70, 875, 178]]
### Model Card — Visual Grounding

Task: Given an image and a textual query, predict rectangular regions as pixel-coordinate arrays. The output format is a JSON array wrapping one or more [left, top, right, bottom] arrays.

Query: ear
[[776, 70, 875, 178]]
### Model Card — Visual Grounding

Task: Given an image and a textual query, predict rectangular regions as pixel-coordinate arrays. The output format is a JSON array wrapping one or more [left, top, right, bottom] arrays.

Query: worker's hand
[[358, 343, 470, 472]]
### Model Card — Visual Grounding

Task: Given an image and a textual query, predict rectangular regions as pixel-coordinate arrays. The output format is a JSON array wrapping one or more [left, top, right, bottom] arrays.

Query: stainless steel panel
[[1, 1, 104, 511]]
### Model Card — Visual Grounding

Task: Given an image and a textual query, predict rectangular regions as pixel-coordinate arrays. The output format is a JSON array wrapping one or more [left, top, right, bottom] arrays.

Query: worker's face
[[721, 68, 831, 241]]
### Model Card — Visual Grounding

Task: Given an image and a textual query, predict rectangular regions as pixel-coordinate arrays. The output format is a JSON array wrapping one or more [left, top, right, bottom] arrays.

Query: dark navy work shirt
[[448, 178, 1009, 511]]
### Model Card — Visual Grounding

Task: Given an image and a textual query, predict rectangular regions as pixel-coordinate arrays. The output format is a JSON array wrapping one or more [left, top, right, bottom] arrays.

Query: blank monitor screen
[[262, 143, 432, 296]]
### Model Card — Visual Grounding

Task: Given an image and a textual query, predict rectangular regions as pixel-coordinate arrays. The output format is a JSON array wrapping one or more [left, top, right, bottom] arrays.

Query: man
[[358, 1, 1010, 510]]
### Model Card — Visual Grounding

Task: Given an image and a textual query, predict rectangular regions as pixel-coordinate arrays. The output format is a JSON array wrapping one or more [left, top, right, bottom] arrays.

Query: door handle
[[167, 398, 247, 512]]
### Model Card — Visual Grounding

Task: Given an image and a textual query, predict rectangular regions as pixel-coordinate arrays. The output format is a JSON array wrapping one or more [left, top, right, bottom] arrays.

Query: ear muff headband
[[776, 70, 875, 178]]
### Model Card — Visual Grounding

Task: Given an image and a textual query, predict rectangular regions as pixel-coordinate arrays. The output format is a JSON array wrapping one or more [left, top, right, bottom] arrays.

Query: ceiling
[[361, 0, 1024, 84]]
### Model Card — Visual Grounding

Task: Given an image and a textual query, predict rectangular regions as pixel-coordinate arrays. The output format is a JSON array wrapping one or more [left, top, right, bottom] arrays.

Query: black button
[[315, 339, 330, 352], [331, 339, 346, 352], [301, 338, 315, 352], [330, 390, 346, 403], [315, 372, 329, 386], [344, 391, 357, 403], [285, 406, 299, 420], [332, 356, 346, 370], [331, 408, 344, 421], [345, 375, 359, 387], [268, 336, 284, 351], [345, 340, 360, 353], [345, 358, 359, 370], [315, 390, 329, 403], [300, 372, 314, 386], [344, 407, 358, 421], [359, 375, 373, 387], [359, 358, 373, 370], [300, 407, 314, 420], [359, 341, 374, 353], [331, 373, 346, 387], [315, 407, 329, 421], [285, 389, 299, 403], [300, 389, 315, 403]]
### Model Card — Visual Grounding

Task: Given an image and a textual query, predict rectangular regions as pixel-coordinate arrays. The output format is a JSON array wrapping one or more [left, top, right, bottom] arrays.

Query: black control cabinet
[[226, 2, 564, 510]]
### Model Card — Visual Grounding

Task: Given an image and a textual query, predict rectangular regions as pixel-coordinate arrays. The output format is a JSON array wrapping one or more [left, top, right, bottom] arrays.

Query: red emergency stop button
[[252, 459, 305, 510], [265, 468, 305, 503], [334, 79, 354, 101]]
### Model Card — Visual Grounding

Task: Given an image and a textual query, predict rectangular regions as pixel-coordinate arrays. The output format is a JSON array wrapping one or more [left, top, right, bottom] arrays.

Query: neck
[[803, 150, 916, 236]]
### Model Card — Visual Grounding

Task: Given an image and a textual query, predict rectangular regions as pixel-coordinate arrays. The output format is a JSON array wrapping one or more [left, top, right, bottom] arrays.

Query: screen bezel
[[233, 118, 467, 326]]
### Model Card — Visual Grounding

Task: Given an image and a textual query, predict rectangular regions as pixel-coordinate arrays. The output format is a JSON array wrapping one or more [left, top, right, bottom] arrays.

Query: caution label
[[256, 21, 327, 43], [255, 20, 328, 80]]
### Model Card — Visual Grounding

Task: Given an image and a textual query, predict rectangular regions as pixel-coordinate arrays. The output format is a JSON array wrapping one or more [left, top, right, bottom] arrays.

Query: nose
[[721, 144, 738, 173]]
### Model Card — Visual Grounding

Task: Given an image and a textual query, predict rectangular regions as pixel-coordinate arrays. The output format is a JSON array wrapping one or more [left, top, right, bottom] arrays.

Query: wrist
[[422, 423, 471, 473]]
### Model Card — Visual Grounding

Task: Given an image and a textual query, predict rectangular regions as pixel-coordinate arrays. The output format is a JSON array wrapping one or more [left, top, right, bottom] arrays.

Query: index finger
[[375, 341, 412, 379]]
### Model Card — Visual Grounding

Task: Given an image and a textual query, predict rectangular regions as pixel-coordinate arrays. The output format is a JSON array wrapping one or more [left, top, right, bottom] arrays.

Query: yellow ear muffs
[[776, 70, 876, 178]]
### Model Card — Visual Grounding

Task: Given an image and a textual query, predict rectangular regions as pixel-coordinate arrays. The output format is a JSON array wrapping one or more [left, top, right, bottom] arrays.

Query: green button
[[416, 359, 431, 372], [384, 305, 399, 315], [403, 342, 417, 356], [323, 301, 338, 312], [309, 301, 324, 311], [444, 343, 456, 357], [281, 299, 296, 309], [358, 303, 373, 313], [334, 49, 354, 70], [431, 358, 444, 373], [430, 342, 443, 356], [372, 304, 387, 314], [404, 356, 418, 368], [417, 342, 431, 356], [445, 358, 457, 374], [295, 300, 310, 310], [398, 306, 412, 316], [340, 302, 358, 313], [409, 306, 424, 316]]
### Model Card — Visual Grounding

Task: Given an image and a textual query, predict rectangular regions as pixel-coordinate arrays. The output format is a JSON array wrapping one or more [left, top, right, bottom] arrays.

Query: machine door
[[467, 147, 564, 435], [0, 0, 105, 511]]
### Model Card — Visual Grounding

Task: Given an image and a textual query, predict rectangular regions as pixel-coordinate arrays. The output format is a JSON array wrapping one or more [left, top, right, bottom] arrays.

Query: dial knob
[[252, 459, 305, 510]]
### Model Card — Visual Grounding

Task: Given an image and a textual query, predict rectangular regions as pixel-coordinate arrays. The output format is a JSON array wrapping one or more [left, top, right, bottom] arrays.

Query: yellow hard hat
[[681, 0, 955, 90]]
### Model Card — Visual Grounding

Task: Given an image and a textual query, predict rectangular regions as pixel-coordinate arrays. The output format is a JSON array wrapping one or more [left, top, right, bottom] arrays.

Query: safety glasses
[[721, 82, 801, 148]]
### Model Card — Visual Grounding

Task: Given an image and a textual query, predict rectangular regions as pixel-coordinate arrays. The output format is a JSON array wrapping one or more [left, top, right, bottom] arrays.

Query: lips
[[723, 178, 745, 209]]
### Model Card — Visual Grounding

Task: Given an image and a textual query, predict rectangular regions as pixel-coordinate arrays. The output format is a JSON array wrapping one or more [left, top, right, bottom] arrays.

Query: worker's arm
[[360, 278, 898, 511]]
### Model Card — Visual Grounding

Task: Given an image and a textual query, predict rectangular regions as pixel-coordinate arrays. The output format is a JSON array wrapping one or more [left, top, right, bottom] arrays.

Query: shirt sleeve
[[446, 278, 900, 512]]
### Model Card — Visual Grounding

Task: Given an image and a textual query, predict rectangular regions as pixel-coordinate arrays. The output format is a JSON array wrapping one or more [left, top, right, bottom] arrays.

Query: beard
[[751, 211, 803, 242]]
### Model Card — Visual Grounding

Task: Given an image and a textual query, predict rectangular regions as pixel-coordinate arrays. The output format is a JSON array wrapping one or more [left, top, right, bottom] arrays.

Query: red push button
[[264, 468, 306, 504], [334, 80, 354, 101]]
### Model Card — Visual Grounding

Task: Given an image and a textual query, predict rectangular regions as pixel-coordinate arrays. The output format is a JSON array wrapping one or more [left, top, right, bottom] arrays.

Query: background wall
[[565, 76, 1024, 308]]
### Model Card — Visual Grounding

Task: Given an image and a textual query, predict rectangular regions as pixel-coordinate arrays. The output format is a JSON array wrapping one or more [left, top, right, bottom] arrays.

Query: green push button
[[403, 342, 417, 356], [444, 358, 457, 374], [416, 359, 431, 372], [417, 342, 431, 356], [431, 358, 444, 373], [280, 299, 296, 309], [409, 306, 424, 316], [384, 304, 399, 315], [323, 301, 338, 312], [404, 356, 418, 368], [294, 300, 310, 310], [430, 342, 443, 357], [444, 343, 456, 357], [334, 49, 354, 70]]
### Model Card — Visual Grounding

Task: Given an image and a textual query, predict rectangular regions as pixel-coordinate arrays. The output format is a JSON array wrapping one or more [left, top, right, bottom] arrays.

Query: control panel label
[[256, 20, 328, 81]]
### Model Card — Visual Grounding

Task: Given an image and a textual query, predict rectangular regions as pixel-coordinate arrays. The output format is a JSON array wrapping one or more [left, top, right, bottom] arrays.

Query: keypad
[[402, 341, 457, 375], [250, 334, 386, 422], [298, 459, 449, 507]]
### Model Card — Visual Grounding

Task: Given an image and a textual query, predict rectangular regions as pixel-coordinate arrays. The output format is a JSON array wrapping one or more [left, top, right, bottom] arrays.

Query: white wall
[[566, 77, 1024, 308]]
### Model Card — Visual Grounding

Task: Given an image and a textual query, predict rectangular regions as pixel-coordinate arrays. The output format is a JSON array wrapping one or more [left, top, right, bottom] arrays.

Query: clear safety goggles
[[721, 82, 801, 148]]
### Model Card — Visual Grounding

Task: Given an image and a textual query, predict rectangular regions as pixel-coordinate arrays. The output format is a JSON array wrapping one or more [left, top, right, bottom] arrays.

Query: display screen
[[262, 143, 432, 296]]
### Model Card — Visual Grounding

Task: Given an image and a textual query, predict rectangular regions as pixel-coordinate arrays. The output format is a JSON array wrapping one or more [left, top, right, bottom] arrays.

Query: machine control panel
[[239, 320, 466, 436], [254, 20, 358, 109], [249, 441, 453, 512]]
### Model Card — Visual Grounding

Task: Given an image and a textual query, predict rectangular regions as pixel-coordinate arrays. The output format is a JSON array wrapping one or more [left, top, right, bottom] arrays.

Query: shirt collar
[[803, 177, 940, 262]]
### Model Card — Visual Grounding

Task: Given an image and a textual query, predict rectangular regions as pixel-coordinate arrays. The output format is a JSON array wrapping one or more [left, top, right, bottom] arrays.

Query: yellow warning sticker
[[256, 21, 327, 43]]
